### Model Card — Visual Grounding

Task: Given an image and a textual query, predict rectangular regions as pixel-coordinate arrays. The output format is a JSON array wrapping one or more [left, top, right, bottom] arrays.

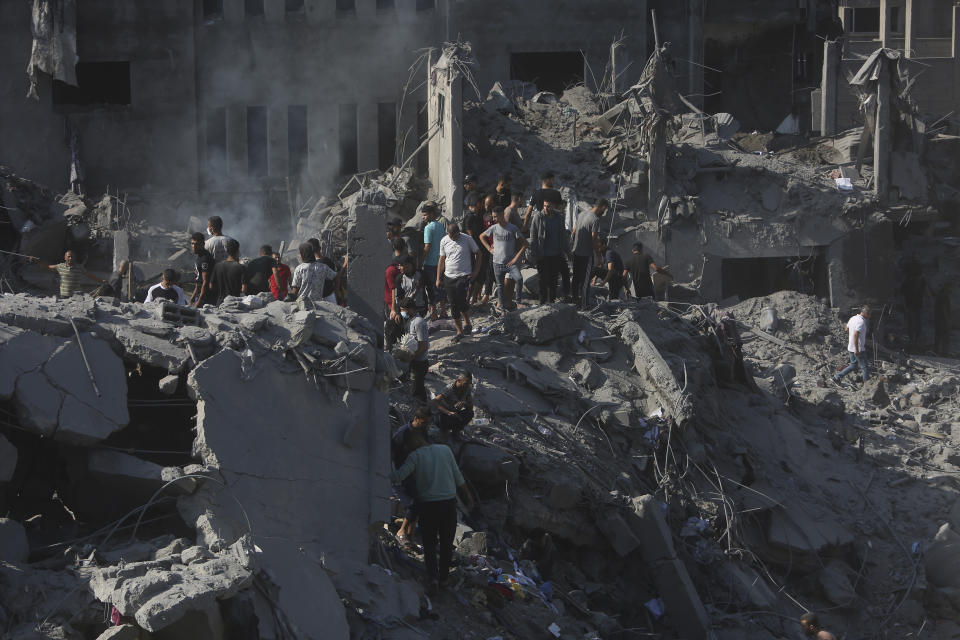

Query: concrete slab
[[0, 329, 62, 399]]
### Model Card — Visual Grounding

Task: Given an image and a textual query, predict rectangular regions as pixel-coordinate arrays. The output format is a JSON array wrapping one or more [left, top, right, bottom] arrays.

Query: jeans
[[836, 352, 870, 382], [493, 262, 523, 309], [418, 498, 457, 584], [559, 254, 570, 297], [537, 255, 562, 303]]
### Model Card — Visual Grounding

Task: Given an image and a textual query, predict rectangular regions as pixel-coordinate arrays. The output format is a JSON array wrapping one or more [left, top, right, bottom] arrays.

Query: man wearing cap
[[463, 174, 479, 209]]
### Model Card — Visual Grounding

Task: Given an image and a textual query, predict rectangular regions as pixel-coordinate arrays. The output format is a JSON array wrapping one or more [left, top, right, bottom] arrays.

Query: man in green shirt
[[33, 250, 105, 297], [390, 430, 474, 592]]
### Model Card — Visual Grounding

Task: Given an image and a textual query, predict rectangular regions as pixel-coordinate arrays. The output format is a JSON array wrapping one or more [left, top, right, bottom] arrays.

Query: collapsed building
[[2, 1, 960, 640]]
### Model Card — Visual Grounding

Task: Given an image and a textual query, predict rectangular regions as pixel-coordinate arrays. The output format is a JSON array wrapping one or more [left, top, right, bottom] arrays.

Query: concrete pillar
[[904, 0, 915, 57], [610, 40, 628, 94], [306, 0, 335, 24], [879, 0, 891, 49], [875, 58, 891, 203], [356, 103, 378, 172], [113, 230, 130, 272], [428, 56, 464, 220], [647, 117, 666, 214], [308, 104, 338, 183], [264, 0, 285, 22], [226, 105, 247, 178], [687, 0, 705, 109], [346, 204, 392, 331], [268, 105, 288, 178], [224, 0, 244, 23], [820, 40, 841, 136]]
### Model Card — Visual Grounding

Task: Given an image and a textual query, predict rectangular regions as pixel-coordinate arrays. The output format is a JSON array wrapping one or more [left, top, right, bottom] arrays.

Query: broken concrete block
[[719, 561, 776, 608], [0, 518, 29, 563], [14, 369, 61, 437], [0, 327, 61, 399], [572, 359, 606, 389], [181, 546, 215, 565], [112, 326, 189, 373], [456, 531, 488, 557], [161, 466, 199, 494], [766, 507, 854, 570], [158, 374, 179, 395], [862, 377, 890, 407], [0, 433, 17, 482], [458, 444, 520, 488], [503, 304, 580, 344], [597, 512, 642, 557], [153, 538, 191, 562], [95, 624, 141, 640], [926, 523, 960, 589], [89, 450, 165, 486], [818, 559, 857, 606], [759, 307, 777, 332]]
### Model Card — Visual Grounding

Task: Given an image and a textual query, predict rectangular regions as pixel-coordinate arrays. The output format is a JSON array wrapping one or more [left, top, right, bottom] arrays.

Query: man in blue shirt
[[421, 203, 447, 319]]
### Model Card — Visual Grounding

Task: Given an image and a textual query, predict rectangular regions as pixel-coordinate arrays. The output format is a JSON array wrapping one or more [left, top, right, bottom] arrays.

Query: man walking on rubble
[[421, 203, 447, 320], [204, 216, 235, 262], [800, 612, 837, 640], [390, 429, 474, 594], [391, 406, 432, 545], [528, 191, 568, 304], [833, 305, 871, 386], [437, 223, 479, 343], [33, 250, 106, 297], [189, 232, 215, 308], [384, 239, 408, 351]]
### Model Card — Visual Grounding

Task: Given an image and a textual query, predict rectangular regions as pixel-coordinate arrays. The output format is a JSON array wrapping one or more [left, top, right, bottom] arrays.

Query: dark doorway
[[288, 105, 308, 178], [721, 253, 828, 300], [378, 102, 397, 171], [247, 106, 268, 178], [510, 51, 584, 94], [339, 103, 358, 175]]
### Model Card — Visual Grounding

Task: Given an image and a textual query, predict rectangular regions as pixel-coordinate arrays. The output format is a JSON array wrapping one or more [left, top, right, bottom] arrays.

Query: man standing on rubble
[[243, 245, 279, 296], [593, 236, 625, 300], [528, 192, 568, 304], [390, 429, 474, 593], [464, 194, 490, 305], [437, 223, 479, 343], [211, 239, 245, 304], [626, 242, 661, 299], [480, 206, 527, 313], [204, 216, 235, 262], [33, 250, 106, 297], [401, 297, 430, 401], [833, 305, 871, 386], [189, 232, 215, 308], [463, 174, 479, 209], [524, 172, 570, 299], [571, 199, 607, 305], [800, 612, 837, 640], [421, 203, 446, 320], [290, 242, 343, 304], [432, 371, 475, 439], [384, 239, 408, 351], [269, 251, 291, 300]]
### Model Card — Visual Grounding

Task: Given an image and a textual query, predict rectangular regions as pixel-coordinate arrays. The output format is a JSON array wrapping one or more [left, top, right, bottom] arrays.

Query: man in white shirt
[[833, 305, 871, 385], [436, 223, 479, 343], [145, 269, 188, 305]]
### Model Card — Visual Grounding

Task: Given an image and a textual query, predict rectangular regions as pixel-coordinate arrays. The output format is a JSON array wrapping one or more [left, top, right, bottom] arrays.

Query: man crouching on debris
[[833, 305, 871, 386], [390, 429, 474, 594], [401, 297, 430, 401], [800, 611, 837, 640], [432, 371, 474, 439]]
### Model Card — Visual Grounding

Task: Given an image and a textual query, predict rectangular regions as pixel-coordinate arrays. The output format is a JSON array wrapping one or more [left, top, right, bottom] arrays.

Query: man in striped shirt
[[33, 250, 104, 297]]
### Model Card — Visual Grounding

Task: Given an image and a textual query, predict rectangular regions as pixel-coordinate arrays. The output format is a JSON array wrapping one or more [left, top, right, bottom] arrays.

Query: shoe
[[453, 334, 463, 344], [480, 295, 490, 304], [463, 324, 473, 335], [830, 375, 843, 388]]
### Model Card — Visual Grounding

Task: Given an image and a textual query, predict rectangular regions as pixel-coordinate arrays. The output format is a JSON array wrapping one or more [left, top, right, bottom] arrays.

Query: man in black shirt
[[189, 232, 215, 308], [523, 171, 569, 298], [626, 242, 660, 299], [593, 236, 625, 300], [492, 173, 512, 209], [244, 244, 279, 296], [211, 239, 245, 304], [464, 194, 490, 304], [432, 371, 475, 439]]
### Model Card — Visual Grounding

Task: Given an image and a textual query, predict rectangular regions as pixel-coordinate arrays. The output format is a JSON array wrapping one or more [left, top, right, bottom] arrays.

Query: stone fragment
[[456, 531, 488, 557], [0, 433, 17, 482], [158, 375, 179, 395], [14, 370, 61, 437], [95, 624, 141, 640], [862, 377, 890, 407], [926, 523, 960, 589], [597, 512, 641, 557], [759, 307, 777, 332], [458, 444, 520, 488], [112, 325, 189, 373], [766, 507, 854, 570], [572, 359, 606, 389], [0, 518, 29, 564], [818, 559, 857, 606], [0, 328, 61, 399], [719, 561, 776, 608], [503, 303, 580, 344], [181, 546, 215, 565]]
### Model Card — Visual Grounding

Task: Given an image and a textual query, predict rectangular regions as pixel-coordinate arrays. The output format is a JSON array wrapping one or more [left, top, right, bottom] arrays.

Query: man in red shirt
[[269, 251, 292, 300], [384, 238, 407, 350]]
